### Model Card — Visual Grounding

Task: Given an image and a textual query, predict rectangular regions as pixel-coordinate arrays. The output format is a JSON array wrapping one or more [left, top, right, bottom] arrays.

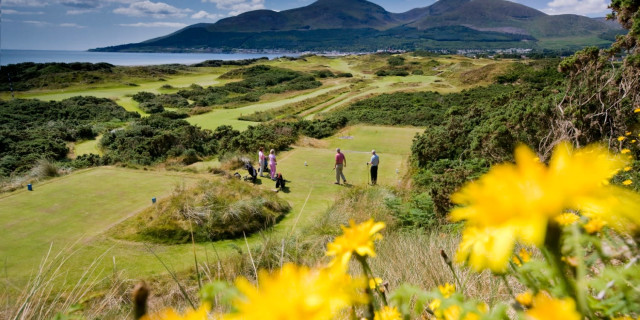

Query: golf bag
[[244, 162, 258, 182], [275, 173, 286, 190]]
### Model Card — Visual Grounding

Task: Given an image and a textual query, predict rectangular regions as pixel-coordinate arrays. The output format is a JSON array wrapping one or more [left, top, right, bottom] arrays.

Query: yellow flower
[[513, 248, 532, 266], [623, 179, 632, 185], [326, 219, 385, 267], [516, 291, 533, 307], [142, 304, 210, 320], [525, 292, 580, 320], [621, 149, 631, 154], [456, 225, 517, 273], [436, 305, 482, 320], [554, 212, 580, 226], [438, 283, 456, 298], [626, 131, 632, 136], [633, 140, 637, 143], [227, 263, 366, 320], [450, 142, 633, 272], [583, 217, 607, 234], [635, 108, 640, 113], [374, 306, 402, 320], [618, 136, 626, 141], [624, 166, 632, 171], [369, 277, 384, 292], [578, 187, 640, 234]]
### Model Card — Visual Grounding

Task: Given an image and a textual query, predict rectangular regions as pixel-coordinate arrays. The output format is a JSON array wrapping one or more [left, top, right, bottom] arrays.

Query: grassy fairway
[[0, 167, 201, 283], [187, 83, 349, 130], [1, 125, 422, 292]]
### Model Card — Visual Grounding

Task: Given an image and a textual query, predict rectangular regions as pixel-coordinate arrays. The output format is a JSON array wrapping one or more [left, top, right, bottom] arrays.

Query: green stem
[[356, 255, 377, 319], [570, 223, 592, 318]]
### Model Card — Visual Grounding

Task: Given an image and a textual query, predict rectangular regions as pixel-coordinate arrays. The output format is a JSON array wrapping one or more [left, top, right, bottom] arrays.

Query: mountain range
[[92, 0, 624, 53]]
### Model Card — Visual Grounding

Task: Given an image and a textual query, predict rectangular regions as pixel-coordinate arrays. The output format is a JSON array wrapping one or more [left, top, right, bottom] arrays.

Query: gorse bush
[[99, 113, 217, 165], [0, 96, 139, 176], [177, 65, 321, 107], [129, 179, 290, 244]]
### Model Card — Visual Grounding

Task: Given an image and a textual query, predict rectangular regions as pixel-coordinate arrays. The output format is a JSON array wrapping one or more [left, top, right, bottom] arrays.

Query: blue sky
[[1, 0, 613, 50]]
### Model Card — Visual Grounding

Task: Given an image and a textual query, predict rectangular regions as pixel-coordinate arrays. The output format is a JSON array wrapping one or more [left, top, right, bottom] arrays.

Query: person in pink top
[[268, 149, 277, 180], [258, 147, 266, 177], [334, 148, 347, 185]]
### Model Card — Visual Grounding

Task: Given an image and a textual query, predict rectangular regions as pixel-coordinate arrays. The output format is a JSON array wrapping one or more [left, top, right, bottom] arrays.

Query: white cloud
[[67, 9, 98, 14], [3, 9, 45, 14], [113, 1, 192, 19], [119, 22, 188, 27], [191, 10, 223, 20], [60, 22, 85, 28], [59, 0, 101, 9], [542, 0, 609, 15], [203, 0, 265, 15], [23, 20, 50, 26], [2, 0, 48, 7]]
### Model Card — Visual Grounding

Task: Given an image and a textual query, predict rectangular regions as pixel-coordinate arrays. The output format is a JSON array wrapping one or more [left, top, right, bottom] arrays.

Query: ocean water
[[0, 50, 299, 66]]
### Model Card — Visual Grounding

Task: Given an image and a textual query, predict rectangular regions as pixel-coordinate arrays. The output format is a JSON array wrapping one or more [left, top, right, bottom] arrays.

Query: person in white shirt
[[367, 150, 379, 185]]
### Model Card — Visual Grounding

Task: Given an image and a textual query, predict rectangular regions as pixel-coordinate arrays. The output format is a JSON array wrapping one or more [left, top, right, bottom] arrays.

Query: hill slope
[[91, 0, 620, 52]]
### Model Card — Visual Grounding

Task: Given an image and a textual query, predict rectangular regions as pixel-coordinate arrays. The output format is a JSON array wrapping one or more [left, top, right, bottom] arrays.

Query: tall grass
[[4, 185, 517, 317]]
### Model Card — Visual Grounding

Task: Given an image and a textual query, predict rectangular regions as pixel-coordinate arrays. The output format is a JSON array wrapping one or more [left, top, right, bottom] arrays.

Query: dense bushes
[[99, 113, 217, 165], [178, 65, 321, 107], [0, 97, 139, 176], [129, 179, 290, 243], [132, 91, 190, 113], [0, 62, 191, 91]]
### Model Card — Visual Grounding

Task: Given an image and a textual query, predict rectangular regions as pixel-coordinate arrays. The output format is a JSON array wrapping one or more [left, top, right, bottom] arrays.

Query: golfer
[[334, 148, 347, 185], [367, 150, 379, 185], [258, 147, 266, 177]]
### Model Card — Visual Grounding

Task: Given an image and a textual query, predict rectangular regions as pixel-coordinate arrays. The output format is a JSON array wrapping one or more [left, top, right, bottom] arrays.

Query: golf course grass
[[0, 125, 422, 291], [1, 54, 506, 293]]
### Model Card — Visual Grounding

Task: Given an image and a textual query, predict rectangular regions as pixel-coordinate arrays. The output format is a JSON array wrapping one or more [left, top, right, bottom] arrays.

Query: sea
[[0, 49, 300, 66]]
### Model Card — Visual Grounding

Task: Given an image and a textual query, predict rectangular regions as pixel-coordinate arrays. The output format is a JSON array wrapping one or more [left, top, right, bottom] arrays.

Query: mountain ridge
[[91, 0, 623, 52]]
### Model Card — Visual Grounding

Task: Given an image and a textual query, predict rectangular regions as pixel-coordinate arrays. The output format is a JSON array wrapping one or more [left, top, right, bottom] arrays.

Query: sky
[[1, 0, 614, 50]]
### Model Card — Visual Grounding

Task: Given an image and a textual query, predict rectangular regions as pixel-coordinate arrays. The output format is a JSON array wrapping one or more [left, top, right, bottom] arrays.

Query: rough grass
[[123, 179, 291, 244]]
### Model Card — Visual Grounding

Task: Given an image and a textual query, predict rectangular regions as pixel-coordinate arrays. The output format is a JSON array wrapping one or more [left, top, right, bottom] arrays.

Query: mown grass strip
[[238, 87, 351, 122]]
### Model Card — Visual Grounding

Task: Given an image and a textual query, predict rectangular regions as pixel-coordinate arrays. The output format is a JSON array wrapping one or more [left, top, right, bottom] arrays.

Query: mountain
[[91, 0, 623, 53], [209, 0, 399, 32]]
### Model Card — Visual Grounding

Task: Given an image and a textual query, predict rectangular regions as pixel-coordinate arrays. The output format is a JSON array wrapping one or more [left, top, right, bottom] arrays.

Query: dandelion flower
[[513, 248, 532, 266], [626, 131, 632, 136], [633, 140, 637, 143], [621, 149, 631, 154], [369, 277, 384, 292], [142, 304, 210, 320], [438, 283, 456, 298], [450, 142, 633, 272], [456, 226, 517, 273], [623, 179, 633, 185], [326, 219, 385, 267], [583, 217, 606, 234], [554, 212, 579, 226], [624, 166, 632, 171], [525, 292, 580, 320], [227, 263, 366, 320], [635, 108, 640, 113], [618, 136, 626, 141], [516, 291, 533, 307], [374, 306, 402, 320]]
